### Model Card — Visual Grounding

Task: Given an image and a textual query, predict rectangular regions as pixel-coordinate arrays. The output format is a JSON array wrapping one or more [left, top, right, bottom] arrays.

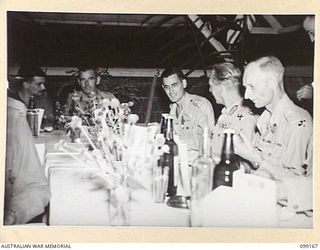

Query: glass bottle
[[191, 126, 215, 200], [158, 114, 168, 168], [213, 129, 239, 189], [162, 116, 178, 197], [28, 95, 36, 109], [160, 113, 169, 135]]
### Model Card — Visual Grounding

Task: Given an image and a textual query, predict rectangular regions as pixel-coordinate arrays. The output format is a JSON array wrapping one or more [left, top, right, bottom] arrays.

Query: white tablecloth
[[39, 130, 312, 228]]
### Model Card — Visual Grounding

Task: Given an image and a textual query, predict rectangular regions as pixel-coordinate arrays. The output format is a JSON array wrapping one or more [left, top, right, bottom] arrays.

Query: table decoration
[[54, 95, 167, 225]]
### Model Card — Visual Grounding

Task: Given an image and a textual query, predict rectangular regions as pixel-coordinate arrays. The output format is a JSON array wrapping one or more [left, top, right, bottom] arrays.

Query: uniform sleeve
[[238, 114, 258, 142], [199, 99, 215, 132], [282, 119, 312, 176], [281, 176, 312, 212]]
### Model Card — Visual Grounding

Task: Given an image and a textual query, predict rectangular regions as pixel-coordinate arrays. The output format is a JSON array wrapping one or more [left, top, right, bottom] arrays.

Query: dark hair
[[160, 68, 185, 81], [18, 65, 45, 81], [77, 66, 98, 78], [9, 65, 45, 92]]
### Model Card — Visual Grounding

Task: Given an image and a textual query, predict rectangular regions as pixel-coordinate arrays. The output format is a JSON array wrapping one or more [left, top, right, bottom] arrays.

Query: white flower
[[127, 114, 139, 124], [110, 98, 121, 109], [70, 116, 82, 129]]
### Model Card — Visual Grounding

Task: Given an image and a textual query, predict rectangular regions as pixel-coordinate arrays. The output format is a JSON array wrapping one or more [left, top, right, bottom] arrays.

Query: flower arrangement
[[54, 95, 167, 225]]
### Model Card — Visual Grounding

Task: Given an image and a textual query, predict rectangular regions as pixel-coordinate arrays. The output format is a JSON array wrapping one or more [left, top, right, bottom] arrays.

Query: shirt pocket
[[258, 139, 285, 164]]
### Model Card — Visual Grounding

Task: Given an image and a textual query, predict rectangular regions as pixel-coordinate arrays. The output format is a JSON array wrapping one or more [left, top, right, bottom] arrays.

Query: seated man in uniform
[[209, 62, 257, 162], [5, 65, 50, 225], [234, 56, 313, 216], [161, 68, 215, 163], [64, 66, 115, 116]]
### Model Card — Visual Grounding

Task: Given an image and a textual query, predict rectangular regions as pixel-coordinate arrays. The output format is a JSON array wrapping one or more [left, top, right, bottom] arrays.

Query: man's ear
[[77, 78, 81, 86], [96, 76, 101, 86], [268, 76, 278, 90], [23, 81, 30, 89], [182, 79, 187, 89]]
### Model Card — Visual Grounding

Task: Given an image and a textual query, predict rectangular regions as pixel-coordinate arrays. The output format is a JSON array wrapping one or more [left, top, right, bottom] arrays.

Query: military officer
[[234, 56, 313, 215], [161, 68, 215, 163], [64, 67, 115, 116], [209, 62, 258, 161]]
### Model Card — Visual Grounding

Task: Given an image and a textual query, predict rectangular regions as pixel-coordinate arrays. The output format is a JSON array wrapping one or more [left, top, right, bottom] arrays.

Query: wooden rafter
[[188, 15, 226, 52], [263, 15, 283, 30]]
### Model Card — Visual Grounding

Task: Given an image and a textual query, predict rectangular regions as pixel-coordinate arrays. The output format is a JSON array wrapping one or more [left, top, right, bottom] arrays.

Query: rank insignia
[[237, 114, 244, 120], [298, 120, 306, 127]]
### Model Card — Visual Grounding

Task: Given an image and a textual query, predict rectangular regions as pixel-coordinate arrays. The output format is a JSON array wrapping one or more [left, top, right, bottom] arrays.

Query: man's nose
[[309, 34, 315, 42], [244, 89, 250, 99], [168, 86, 174, 94], [40, 84, 46, 91]]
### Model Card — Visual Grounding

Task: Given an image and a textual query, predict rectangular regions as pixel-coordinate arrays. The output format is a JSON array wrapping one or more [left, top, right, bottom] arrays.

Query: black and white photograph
[[4, 11, 314, 230]]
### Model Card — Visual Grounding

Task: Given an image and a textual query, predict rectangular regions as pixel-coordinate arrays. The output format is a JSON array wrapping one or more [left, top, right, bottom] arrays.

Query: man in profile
[[208, 62, 257, 161], [234, 56, 313, 216], [64, 66, 115, 116], [5, 65, 50, 225], [161, 68, 215, 163]]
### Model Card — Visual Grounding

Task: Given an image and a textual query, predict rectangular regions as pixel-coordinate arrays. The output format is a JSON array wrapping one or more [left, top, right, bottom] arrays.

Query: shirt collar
[[221, 98, 243, 115], [257, 94, 292, 132], [7, 89, 27, 107]]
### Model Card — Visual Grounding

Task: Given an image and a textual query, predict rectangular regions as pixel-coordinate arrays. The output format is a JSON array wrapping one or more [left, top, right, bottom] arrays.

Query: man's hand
[[233, 132, 261, 164], [297, 85, 313, 101]]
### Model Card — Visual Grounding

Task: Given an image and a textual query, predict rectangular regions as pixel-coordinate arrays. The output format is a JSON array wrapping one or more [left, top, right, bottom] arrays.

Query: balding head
[[246, 56, 284, 83], [243, 56, 285, 109]]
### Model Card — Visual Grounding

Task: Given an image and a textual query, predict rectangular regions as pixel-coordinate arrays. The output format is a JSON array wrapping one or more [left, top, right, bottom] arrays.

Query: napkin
[[192, 171, 278, 227]]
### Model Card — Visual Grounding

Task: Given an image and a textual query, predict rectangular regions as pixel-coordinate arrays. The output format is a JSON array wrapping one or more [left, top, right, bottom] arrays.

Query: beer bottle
[[158, 113, 168, 168], [213, 129, 239, 189], [28, 95, 36, 109], [160, 113, 169, 135], [191, 126, 215, 200], [163, 116, 178, 197]]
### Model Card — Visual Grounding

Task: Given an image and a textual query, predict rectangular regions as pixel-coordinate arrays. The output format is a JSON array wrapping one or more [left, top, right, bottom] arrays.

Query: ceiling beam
[[26, 18, 175, 27], [263, 15, 283, 30], [188, 15, 226, 52], [251, 27, 279, 34], [278, 24, 301, 33]]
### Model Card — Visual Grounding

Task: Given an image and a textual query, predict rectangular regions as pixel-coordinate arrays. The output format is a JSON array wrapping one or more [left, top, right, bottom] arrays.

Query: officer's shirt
[[254, 94, 313, 177], [211, 99, 258, 159], [169, 92, 215, 163]]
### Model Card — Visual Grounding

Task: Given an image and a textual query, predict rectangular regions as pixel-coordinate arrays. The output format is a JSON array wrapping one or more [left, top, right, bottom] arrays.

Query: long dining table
[[34, 130, 312, 228]]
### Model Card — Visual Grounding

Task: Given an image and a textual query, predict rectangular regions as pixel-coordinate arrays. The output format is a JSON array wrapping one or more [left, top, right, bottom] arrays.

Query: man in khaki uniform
[[161, 69, 215, 163], [209, 62, 257, 161], [64, 67, 115, 116], [234, 56, 313, 217]]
